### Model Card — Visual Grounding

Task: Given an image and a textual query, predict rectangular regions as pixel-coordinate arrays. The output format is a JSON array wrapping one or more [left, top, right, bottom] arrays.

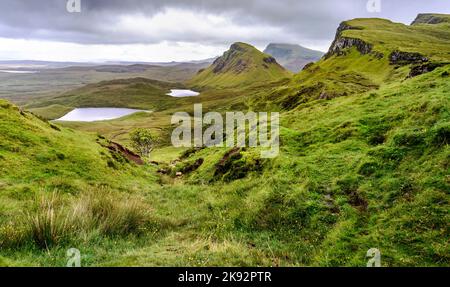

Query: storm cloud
[[0, 0, 449, 61]]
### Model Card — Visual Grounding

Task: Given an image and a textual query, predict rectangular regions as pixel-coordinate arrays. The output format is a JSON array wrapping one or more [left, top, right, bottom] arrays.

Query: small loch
[[56, 108, 148, 122], [167, 89, 200, 97]]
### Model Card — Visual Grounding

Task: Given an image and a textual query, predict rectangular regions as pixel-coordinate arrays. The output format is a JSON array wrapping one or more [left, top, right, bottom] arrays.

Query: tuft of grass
[[73, 190, 151, 237], [0, 190, 153, 251]]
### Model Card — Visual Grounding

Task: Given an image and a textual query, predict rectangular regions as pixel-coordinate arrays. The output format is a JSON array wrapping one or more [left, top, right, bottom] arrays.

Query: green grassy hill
[[189, 42, 292, 89], [163, 63, 450, 267], [262, 16, 450, 110]]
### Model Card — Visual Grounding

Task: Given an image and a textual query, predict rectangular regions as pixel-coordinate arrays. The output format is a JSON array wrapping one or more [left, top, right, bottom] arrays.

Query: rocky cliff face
[[325, 22, 382, 59]]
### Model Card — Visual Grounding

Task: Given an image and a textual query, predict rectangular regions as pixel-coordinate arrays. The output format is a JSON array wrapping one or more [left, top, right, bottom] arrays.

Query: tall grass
[[28, 193, 73, 249], [0, 189, 152, 250]]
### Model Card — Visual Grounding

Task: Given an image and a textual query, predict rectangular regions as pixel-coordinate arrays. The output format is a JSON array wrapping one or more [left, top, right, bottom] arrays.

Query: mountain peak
[[189, 42, 290, 88], [230, 42, 254, 51]]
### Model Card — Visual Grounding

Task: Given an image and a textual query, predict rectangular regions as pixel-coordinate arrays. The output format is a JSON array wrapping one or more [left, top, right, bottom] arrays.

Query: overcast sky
[[0, 0, 449, 62]]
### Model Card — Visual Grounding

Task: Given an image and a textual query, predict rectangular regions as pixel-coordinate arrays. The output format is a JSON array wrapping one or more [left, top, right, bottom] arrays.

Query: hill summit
[[189, 42, 291, 89]]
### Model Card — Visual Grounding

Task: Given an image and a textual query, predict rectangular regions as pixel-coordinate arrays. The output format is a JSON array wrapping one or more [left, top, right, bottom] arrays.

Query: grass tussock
[[0, 190, 152, 250]]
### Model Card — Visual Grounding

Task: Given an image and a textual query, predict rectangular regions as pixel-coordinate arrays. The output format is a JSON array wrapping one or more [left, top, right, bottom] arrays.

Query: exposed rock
[[263, 56, 277, 64], [389, 50, 428, 65], [325, 22, 380, 59], [327, 37, 373, 57], [408, 62, 446, 78]]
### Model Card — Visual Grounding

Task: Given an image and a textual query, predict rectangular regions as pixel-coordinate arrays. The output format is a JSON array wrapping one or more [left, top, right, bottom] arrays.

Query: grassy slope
[[189, 42, 291, 89], [167, 65, 450, 266], [343, 18, 450, 60]]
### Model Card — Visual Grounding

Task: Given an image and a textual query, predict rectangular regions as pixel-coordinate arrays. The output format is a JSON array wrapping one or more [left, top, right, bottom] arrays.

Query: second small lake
[[56, 108, 148, 122], [167, 89, 200, 97]]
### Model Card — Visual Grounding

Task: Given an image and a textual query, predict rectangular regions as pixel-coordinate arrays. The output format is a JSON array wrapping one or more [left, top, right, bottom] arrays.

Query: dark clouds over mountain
[[1, 0, 449, 46]]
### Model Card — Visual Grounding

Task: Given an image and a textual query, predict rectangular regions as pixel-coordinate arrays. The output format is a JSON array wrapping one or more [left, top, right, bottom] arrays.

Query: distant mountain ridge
[[263, 43, 324, 72]]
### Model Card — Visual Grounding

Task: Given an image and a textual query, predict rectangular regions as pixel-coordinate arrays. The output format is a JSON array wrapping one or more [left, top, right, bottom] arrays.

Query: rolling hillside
[[189, 42, 291, 89]]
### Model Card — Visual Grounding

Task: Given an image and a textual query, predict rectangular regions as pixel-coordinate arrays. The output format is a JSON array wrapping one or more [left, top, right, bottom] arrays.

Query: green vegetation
[[130, 128, 158, 157], [0, 15, 449, 267]]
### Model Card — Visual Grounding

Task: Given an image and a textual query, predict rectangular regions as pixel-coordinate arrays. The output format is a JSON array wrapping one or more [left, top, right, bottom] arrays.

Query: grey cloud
[[0, 0, 449, 47]]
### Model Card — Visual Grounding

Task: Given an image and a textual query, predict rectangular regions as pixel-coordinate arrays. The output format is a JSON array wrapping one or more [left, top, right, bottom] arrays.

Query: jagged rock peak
[[325, 22, 371, 58]]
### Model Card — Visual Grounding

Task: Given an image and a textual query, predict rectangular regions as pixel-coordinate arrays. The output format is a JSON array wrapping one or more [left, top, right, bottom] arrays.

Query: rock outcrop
[[389, 51, 429, 65], [325, 22, 382, 59], [408, 62, 447, 78]]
